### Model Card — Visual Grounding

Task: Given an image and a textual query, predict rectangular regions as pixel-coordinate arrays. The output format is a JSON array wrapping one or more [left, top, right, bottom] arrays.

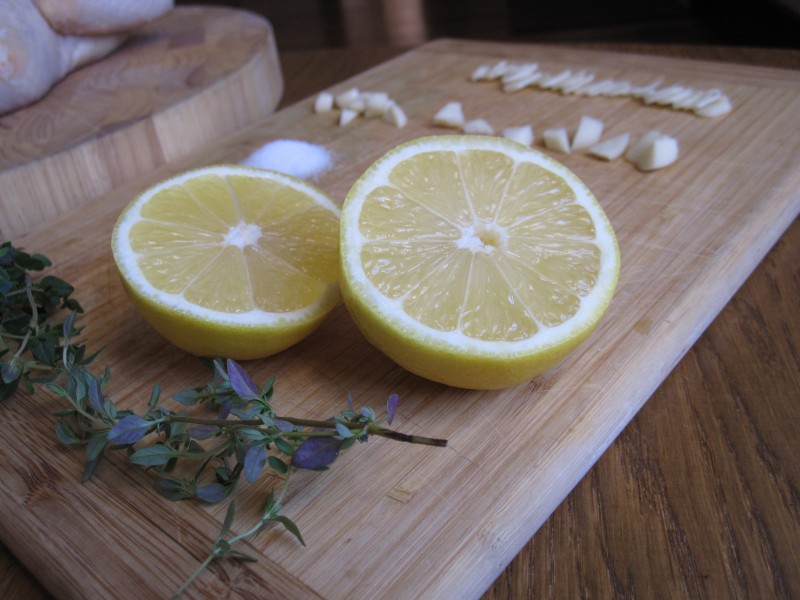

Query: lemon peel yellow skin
[[118, 275, 340, 360], [340, 135, 620, 390], [112, 165, 341, 360]]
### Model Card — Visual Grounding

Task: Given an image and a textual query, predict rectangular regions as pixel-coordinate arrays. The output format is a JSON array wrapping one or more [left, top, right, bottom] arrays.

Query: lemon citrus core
[[112, 165, 341, 359], [339, 135, 620, 389]]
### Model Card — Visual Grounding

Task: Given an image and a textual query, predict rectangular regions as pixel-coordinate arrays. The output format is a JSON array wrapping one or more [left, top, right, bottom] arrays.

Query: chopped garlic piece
[[538, 69, 572, 90], [571, 115, 604, 151], [588, 133, 630, 161], [625, 130, 663, 162], [629, 79, 664, 98], [630, 135, 679, 171], [470, 64, 491, 81], [462, 118, 494, 135], [558, 71, 595, 94], [503, 71, 543, 92], [501, 63, 539, 85], [364, 92, 391, 117], [383, 102, 408, 128], [339, 108, 359, 126], [314, 91, 334, 113], [487, 60, 512, 79], [335, 88, 362, 110], [694, 95, 732, 118], [503, 125, 534, 147], [432, 101, 465, 128], [543, 127, 571, 153]]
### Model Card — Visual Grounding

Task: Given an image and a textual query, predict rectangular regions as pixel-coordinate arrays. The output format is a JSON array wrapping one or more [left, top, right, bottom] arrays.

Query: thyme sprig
[[0, 241, 447, 597]]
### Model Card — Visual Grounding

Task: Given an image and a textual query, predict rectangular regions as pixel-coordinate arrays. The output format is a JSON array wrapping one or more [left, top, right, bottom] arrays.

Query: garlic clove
[[432, 101, 466, 128], [503, 125, 534, 147], [543, 127, 571, 153], [571, 115, 604, 150], [588, 133, 630, 161]]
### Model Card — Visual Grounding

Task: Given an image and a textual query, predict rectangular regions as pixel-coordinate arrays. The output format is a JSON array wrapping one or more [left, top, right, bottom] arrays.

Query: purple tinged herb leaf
[[227, 359, 259, 399], [386, 393, 399, 425], [244, 445, 267, 483], [218, 400, 232, 420], [334, 422, 354, 438], [87, 375, 104, 412], [196, 482, 229, 504], [187, 425, 219, 440], [275, 419, 294, 432], [292, 436, 343, 470], [108, 415, 151, 445]]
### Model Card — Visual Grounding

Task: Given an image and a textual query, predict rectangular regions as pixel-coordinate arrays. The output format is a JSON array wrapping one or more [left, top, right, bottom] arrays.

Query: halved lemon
[[340, 135, 620, 389], [111, 165, 341, 359]]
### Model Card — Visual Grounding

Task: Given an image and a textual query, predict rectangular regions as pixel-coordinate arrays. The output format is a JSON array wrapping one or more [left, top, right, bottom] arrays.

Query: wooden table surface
[[1, 42, 798, 599]]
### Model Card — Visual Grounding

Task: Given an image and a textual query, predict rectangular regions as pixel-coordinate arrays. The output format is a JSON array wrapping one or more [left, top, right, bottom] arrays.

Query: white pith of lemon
[[339, 135, 620, 389], [111, 165, 341, 360]]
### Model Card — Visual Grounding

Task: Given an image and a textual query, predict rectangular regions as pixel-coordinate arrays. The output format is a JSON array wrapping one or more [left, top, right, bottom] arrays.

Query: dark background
[[176, 0, 800, 51]]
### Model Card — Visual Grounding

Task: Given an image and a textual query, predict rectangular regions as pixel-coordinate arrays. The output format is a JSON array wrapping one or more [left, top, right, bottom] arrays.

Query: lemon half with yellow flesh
[[340, 135, 620, 389], [112, 165, 341, 359]]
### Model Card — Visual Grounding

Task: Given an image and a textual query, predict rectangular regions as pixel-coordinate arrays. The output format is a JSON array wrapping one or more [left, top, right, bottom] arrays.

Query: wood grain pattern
[[1, 37, 799, 599], [0, 7, 284, 242]]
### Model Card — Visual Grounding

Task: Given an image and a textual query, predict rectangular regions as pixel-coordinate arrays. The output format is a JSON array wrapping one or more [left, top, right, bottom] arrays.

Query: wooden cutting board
[[0, 6, 283, 242], [2, 38, 799, 600]]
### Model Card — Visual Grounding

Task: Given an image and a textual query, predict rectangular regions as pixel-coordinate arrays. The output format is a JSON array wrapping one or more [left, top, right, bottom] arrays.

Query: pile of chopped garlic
[[469, 60, 733, 118], [314, 87, 407, 128]]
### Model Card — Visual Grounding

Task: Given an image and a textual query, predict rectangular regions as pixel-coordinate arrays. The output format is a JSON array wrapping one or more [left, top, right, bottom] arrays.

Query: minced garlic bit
[[571, 115, 604, 151], [469, 59, 733, 117], [543, 127, 571, 153], [383, 102, 408, 128], [462, 118, 495, 135], [503, 125, 534, 147], [588, 133, 630, 161], [626, 130, 679, 171], [432, 101, 466, 128]]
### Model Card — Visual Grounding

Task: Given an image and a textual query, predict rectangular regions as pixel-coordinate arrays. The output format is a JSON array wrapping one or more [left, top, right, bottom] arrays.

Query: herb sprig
[[0, 241, 447, 597]]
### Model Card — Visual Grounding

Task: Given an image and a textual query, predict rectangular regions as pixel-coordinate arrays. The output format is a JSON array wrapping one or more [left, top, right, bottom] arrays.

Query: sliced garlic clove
[[470, 64, 491, 81], [383, 102, 408, 128], [432, 101, 465, 128], [625, 129, 663, 162], [694, 95, 732, 118], [503, 125, 534, 147], [335, 87, 362, 110], [339, 108, 359, 126], [588, 133, 630, 161], [314, 91, 334, 113], [630, 135, 679, 171], [571, 115, 604, 150], [363, 92, 391, 118], [462, 118, 495, 135], [543, 127, 571, 153]]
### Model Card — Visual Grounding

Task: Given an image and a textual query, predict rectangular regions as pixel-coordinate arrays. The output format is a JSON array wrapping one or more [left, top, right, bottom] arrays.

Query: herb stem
[[165, 415, 448, 447]]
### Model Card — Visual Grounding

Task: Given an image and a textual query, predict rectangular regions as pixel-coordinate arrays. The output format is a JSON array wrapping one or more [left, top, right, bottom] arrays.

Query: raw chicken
[[33, 0, 174, 35], [0, 0, 173, 115]]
